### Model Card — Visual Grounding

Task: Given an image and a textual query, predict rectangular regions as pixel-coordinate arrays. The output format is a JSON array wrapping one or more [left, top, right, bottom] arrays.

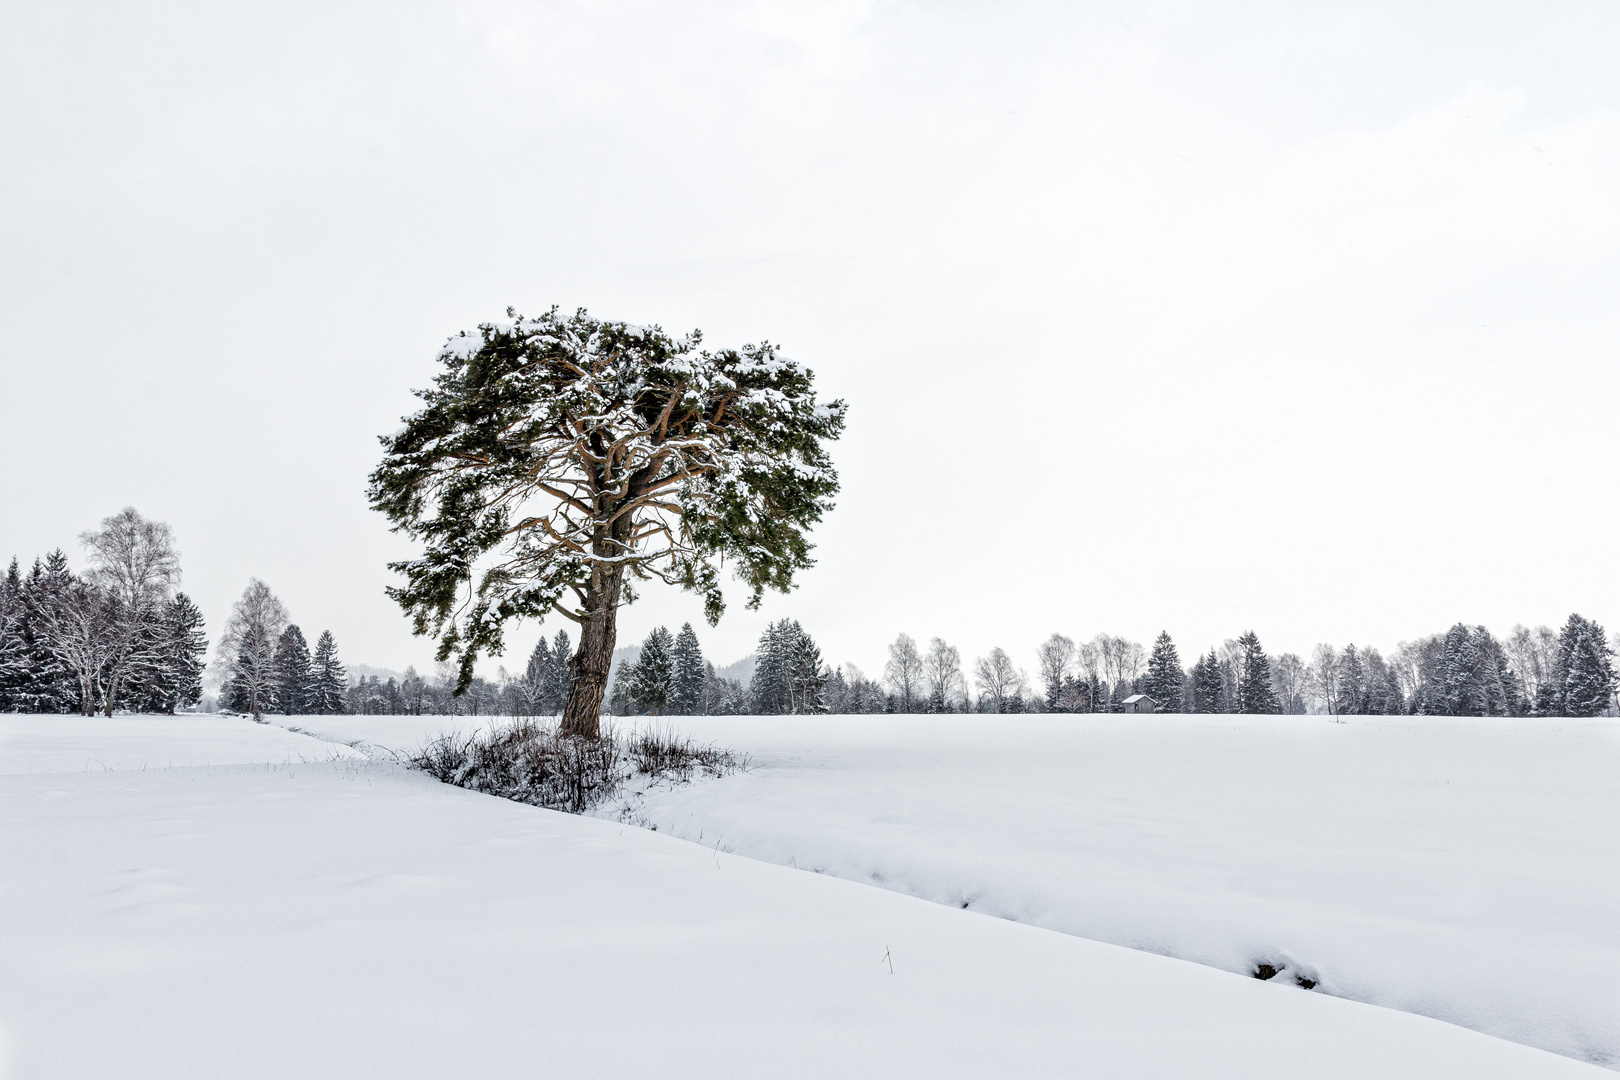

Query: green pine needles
[[368, 306, 847, 737]]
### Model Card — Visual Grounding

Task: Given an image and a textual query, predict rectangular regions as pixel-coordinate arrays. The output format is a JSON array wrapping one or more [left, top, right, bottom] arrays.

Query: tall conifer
[[1236, 631, 1279, 714], [274, 625, 315, 715], [310, 631, 347, 714], [1144, 632, 1183, 712], [1555, 613, 1615, 717], [630, 627, 676, 714], [671, 623, 706, 715]]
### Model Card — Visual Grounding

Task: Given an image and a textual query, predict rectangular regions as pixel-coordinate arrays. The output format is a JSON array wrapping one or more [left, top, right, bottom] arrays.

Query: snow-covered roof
[[1121, 694, 1155, 704]]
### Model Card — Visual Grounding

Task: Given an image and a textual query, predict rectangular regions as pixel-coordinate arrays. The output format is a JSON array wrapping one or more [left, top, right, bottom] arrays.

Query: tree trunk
[[102, 664, 121, 717], [561, 565, 623, 739]]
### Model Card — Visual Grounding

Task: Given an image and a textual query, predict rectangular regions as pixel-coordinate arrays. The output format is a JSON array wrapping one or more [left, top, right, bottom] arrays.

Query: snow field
[[1, 714, 1607, 1078], [291, 711, 1620, 1068]]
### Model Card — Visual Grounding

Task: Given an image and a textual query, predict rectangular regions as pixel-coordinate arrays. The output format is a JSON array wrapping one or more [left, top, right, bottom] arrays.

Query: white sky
[[3, 1, 1618, 680]]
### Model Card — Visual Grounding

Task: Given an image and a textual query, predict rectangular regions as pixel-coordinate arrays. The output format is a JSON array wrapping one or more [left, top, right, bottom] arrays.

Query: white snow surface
[[0, 713, 1610, 1078], [292, 711, 1620, 1069]]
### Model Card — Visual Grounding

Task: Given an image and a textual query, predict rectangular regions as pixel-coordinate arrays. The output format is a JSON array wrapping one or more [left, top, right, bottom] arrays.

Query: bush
[[410, 719, 742, 814]]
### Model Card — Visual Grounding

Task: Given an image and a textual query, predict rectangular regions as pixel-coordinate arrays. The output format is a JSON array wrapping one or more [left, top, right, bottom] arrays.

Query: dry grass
[[410, 719, 743, 814]]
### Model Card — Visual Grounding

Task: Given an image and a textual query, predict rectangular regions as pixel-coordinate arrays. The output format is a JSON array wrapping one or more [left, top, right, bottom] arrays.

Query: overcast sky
[[4, 1, 1619, 682]]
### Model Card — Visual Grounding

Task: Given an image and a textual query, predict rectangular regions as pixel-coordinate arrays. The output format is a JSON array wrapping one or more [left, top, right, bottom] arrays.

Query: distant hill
[[715, 654, 754, 685]]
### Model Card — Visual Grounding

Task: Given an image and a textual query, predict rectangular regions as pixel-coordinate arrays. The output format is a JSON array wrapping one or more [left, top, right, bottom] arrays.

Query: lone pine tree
[[370, 307, 845, 737]]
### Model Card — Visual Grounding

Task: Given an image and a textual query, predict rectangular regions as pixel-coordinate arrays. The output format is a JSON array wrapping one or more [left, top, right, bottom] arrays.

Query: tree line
[[0, 509, 206, 715], [595, 615, 1616, 718]]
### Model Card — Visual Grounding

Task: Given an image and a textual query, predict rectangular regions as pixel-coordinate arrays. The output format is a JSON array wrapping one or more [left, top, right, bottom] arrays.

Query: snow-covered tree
[[274, 625, 315, 715], [33, 575, 116, 716], [786, 622, 826, 714], [973, 647, 1028, 713], [630, 626, 676, 714], [1144, 632, 1183, 713], [125, 593, 208, 713], [220, 580, 289, 719], [1235, 631, 1279, 714], [671, 622, 705, 715], [521, 635, 554, 714], [1505, 624, 1559, 711], [310, 631, 347, 714], [1189, 650, 1222, 713], [1553, 613, 1614, 717], [921, 637, 965, 713], [79, 508, 181, 716], [369, 307, 847, 738], [1270, 652, 1307, 714], [0, 561, 28, 709], [540, 630, 570, 713], [1307, 643, 1340, 715], [884, 633, 924, 713], [19, 552, 76, 712], [1336, 644, 1367, 715], [750, 622, 788, 714], [1035, 634, 1074, 712]]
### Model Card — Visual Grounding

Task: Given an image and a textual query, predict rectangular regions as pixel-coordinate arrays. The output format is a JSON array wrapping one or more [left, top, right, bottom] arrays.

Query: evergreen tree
[[523, 635, 554, 714], [0, 559, 26, 710], [1554, 613, 1615, 717], [310, 631, 347, 714], [1190, 650, 1222, 713], [1363, 648, 1404, 716], [274, 625, 315, 715], [1236, 631, 1279, 714], [1439, 623, 1481, 715], [79, 508, 181, 716], [671, 622, 706, 715], [1336, 644, 1367, 715], [629, 627, 676, 714], [1144, 632, 1183, 712], [785, 621, 825, 714], [129, 593, 207, 713], [166, 593, 208, 712], [542, 629, 571, 714], [1420, 624, 1516, 717], [751, 621, 791, 714], [22, 553, 77, 713], [369, 308, 846, 739]]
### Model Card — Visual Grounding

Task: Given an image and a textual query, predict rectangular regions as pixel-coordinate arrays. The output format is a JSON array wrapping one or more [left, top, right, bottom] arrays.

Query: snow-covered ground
[[0, 714, 1610, 1078], [291, 711, 1620, 1069]]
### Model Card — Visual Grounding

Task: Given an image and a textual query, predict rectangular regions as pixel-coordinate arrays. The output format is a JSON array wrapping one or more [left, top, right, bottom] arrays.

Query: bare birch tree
[[80, 507, 181, 716], [923, 637, 966, 711], [973, 647, 1028, 713], [1308, 643, 1341, 716], [884, 633, 924, 712], [1035, 633, 1075, 710], [34, 579, 117, 715], [218, 579, 289, 719]]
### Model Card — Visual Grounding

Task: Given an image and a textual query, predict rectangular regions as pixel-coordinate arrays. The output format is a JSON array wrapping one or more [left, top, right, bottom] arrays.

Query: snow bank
[[1, 715, 1605, 1078]]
